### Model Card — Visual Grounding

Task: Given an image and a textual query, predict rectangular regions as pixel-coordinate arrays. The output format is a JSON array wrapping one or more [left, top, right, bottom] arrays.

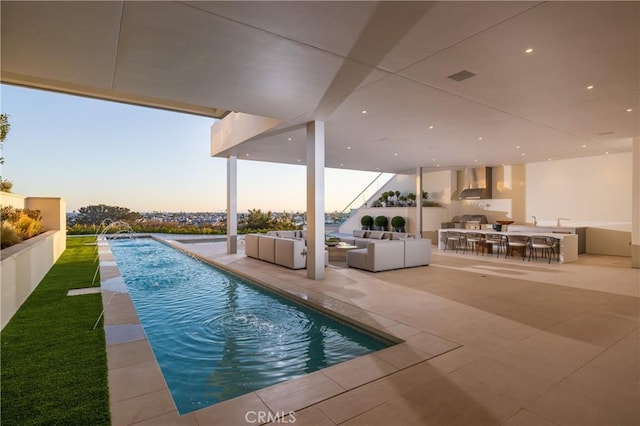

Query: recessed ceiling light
[[605, 151, 609, 155], [525, 48, 533, 53], [287, 137, 292, 141], [376, 167, 380, 170], [297, 159, 301, 162], [547, 158, 552, 161], [394, 153, 398, 156], [340, 163, 344, 166], [586, 85, 594, 90], [347, 146, 351, 150], [245, 153, 250, 157], [474, 159, 478, 163], [436, 164, 440, 167], [516, 145, 521, 149], [521, 153, 526, 156], [361, 110, 367, 114], [478, 137, 483, 141], [627, 108, 633, 112], [582, 144, 587, 148], [429, 125, 434, 129]]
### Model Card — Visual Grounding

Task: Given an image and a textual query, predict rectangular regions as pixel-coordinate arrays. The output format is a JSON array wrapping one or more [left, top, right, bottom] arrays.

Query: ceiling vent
[[597, 131, 615, 136], [447, 70, 477, 82]]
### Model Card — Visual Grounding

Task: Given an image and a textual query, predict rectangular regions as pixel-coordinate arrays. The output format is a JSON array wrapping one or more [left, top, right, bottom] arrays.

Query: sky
[[1, 85, 391, 213]]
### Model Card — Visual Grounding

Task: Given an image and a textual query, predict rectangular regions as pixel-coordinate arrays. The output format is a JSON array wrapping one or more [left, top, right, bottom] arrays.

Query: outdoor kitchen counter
[[437, 229, 578, 263]]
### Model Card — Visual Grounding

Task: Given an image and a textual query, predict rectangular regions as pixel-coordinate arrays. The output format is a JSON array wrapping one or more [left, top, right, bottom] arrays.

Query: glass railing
[[337, 172, 395, 223]]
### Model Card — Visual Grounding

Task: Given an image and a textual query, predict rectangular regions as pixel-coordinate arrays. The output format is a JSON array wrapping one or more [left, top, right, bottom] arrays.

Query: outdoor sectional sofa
[[339, 229, 422, 248], [244, 233, 327, 270], [347, 238, 432, 272]]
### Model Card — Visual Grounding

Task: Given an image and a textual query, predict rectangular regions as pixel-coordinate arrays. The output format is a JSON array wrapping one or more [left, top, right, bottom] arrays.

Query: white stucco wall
[[1, 230, 66, 329], [0, 193, 67, 329], [525, 153, 632, 227]]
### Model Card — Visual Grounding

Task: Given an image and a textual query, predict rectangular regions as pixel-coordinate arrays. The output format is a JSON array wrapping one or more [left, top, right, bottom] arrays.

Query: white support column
[[632, 138, 639, 268], [416, 166, 423, 237], [227, 155, 238, 254], [306, 121, 325, 280]]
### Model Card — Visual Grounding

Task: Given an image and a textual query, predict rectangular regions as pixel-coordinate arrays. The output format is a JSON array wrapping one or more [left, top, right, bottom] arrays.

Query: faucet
[[557, 218, 570, 227], [532, 216, 537, 226]]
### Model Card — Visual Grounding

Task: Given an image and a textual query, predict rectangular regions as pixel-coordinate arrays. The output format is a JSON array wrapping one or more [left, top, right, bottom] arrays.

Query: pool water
[[108, 238, 390, 414]]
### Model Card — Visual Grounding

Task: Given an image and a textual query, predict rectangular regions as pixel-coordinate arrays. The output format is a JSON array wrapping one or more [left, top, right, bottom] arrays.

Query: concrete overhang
[[2, 1, 638, 172], [211, 113, 284, 158]]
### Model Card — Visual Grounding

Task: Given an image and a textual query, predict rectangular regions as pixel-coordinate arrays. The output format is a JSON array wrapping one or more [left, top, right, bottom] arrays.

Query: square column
[[306, 121, 325, 280], [415, 167, 423, 237], [632, 137, 639, 268], [227, 155, 238, 254]]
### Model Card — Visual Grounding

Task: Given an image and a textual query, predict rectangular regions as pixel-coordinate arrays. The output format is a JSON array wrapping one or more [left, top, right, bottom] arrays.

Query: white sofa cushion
[[353, 230, 366, 238], [368, 230, 385, 239], [275, 238, 306, 269], [347, 240, 404, 272], [257, 235, 277, 263], [345, 248, 368, 269], [404, 238, 431, 268], [244, 234, 260, 258]]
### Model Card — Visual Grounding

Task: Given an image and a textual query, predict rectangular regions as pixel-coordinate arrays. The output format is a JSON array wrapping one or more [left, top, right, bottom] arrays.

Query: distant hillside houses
[[66, 211, 343, 227]]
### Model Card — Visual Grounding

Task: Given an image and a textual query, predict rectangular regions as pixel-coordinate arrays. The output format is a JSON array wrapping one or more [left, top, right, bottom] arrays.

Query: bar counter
[[437, 228, 578, 263]]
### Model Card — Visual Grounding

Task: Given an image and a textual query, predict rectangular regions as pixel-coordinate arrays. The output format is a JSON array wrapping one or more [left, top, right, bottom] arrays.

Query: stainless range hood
[[457, 167, 492, 200]]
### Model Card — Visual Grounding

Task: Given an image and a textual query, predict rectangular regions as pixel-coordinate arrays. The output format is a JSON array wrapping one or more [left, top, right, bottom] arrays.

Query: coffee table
[[326, 244, 359, 262]]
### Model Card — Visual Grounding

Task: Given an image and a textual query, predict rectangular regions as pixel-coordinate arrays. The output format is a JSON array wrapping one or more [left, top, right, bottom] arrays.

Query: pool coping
[[99, 236, 462, 425]]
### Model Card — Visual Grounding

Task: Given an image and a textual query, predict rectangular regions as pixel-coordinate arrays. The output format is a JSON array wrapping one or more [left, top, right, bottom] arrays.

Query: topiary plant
[[360, 215, 374, 230], [374, 215, 388, 231], [391, 216, 406, 232]]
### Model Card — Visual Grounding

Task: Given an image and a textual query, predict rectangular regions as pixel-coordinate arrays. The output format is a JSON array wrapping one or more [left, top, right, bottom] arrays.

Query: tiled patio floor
[[101, 238, 639, 426]]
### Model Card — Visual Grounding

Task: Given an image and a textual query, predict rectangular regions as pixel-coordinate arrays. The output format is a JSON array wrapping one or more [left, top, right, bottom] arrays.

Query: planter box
[[1, 230, 66, 329]]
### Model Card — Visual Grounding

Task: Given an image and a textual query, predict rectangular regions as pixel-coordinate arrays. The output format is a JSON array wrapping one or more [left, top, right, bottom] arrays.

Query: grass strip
[[1, 236, 110, 426]]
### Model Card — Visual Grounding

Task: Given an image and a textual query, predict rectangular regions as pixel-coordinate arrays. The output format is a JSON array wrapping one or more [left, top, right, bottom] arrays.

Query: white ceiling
[[1, 1, 638, 173]]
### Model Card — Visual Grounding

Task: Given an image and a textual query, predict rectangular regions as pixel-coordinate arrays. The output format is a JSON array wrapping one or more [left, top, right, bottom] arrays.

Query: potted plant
[[325, 236, 340, 246], [374, 215, 388, 231], [360, 215, 374, 230], [378, 192, 389, 207], [407, 192, 416, 206], [391, 216, 405, 232]]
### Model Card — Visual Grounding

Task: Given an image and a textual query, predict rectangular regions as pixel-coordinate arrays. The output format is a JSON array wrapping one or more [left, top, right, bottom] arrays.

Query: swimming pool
[[108, 238, 390, 414]]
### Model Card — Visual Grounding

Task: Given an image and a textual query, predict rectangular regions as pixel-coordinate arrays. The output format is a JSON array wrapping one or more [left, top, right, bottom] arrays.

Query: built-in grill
[[441, 215, 489, 229]]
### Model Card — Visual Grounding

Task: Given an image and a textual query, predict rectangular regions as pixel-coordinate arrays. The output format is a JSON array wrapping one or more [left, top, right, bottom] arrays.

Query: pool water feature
[[108, 238, 391, 414]]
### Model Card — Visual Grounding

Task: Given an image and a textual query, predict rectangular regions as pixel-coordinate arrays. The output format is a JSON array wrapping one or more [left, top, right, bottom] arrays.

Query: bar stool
[[505, 235, 530, 261], [532, 236, 560, 263], [465, 232, 484, 255], [548, 237, 560, 262], [482, 233, 506, 257], [444, 231, 466, 253]]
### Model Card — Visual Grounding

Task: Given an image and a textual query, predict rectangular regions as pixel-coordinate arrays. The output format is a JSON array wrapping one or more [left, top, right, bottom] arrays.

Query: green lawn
[[1, 237, 110, 426]]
